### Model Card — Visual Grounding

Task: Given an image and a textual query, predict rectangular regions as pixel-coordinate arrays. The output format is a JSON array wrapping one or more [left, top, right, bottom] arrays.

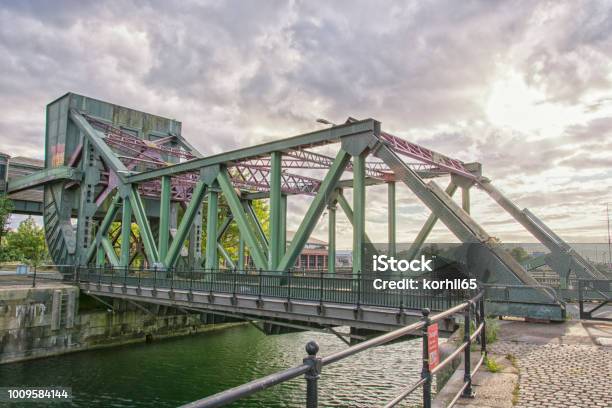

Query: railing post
[[190, 268, 194, 292], [480, 297, 487, 355], [421, 308, 432, 408], [303, 340, 321, 408], [357, 270, 361, 306], [319, 270, 324, 303], [233, 268, 237, 297], [258, 268, 263, 300], [462, 301, 474, 398], [287, 270, 292, 301], [578, 280, 584, 318], [170, 266, 174, 291]]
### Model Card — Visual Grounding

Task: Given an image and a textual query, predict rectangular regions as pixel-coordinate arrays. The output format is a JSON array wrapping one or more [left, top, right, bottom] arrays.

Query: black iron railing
[[178, 291, 486, 408], [578, 279, 611, 321], [74, 266, 475, 312]]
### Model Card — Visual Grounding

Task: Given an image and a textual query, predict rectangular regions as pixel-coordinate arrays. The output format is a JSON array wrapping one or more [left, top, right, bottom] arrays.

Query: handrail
[[180, 290, 487, 408]]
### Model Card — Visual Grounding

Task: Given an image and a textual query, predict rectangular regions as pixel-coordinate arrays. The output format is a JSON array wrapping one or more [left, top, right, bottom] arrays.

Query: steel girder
[[14, 93, 600, 320]]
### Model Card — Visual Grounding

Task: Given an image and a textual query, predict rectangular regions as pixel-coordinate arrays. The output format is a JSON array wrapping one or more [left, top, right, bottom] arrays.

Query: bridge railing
[[578, 279, 611, 321], [178, 290, 485, 408], [75, 266, 475, 312]]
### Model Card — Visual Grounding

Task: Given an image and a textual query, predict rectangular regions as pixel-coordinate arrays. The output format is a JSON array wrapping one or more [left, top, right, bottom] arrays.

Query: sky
[[0, 0, 611, 249]]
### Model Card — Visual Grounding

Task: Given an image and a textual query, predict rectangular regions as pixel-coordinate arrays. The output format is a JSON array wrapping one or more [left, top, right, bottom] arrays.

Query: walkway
[[435, 319, 612, 408]]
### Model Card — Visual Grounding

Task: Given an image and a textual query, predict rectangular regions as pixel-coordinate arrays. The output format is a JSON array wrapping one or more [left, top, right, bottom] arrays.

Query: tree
[[5, 216, 49, 266], [0, 194, 13, 246], [509, 246, 530, 263]]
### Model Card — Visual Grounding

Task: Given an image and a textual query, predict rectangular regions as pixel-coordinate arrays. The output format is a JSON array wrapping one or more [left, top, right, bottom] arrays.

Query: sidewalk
[[434, 319, 612, 408]]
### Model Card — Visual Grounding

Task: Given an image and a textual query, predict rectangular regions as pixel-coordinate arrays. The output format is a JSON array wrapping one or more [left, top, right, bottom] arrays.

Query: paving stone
[[490, 341, 612, 407]]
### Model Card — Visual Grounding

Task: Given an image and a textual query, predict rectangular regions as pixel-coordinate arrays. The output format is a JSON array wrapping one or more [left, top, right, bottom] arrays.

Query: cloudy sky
[[1, 0, 611, 248]]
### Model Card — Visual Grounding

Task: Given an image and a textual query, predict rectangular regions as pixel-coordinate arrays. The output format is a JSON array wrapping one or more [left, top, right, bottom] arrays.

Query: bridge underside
[[5, 92, 605, 320]]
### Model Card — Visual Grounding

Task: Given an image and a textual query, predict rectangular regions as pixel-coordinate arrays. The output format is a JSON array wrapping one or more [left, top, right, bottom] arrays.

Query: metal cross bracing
[[7, 92, 607, 321]]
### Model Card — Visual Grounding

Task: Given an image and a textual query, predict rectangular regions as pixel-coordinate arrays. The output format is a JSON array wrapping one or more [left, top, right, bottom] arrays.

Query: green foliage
[[458, 317, 499, 345], [484, 356, 502, 373], [0, 194, 13, 246], [201, 197, 270, 267], [509, 246, 530, 263], [4, 216, 49, 266]]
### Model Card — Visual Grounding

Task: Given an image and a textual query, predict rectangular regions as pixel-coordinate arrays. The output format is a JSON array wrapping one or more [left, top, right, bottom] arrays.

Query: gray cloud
[[0, 0, 611, 243]]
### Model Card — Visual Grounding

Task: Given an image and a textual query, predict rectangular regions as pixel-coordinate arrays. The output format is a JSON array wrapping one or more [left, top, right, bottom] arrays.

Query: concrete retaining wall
[[0, 283, 238, 364]]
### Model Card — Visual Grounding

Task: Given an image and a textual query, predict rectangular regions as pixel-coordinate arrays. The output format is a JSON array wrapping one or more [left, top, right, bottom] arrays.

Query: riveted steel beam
[[376, 144, 545, 289], [277, 149, 351, 271], [406, 181, 458, 260], [158, 176, 171, 260], [217, 168, 268, 269], [86, 193, 121, 264], [165, 180, 207, 268], [127, 119, 379, 183], [7, 166, 81, 194], [269, 151, 282, 269], [120, 195, 132, 266], [70, 109, 129, 177], [328, 202, 336, 275], [130, 185, 160, 265], [205, 189, 219, 269], [352, 152, 366, 276], [101, 236, 119, 267]]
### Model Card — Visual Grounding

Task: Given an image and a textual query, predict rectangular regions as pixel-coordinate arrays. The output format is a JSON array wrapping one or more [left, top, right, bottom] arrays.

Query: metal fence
[[179, 291, 486, 408], [578, 279, 611, 321], [74, 266, 475, 312]]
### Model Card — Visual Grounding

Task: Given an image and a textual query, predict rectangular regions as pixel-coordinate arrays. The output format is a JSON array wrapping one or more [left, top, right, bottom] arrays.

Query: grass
[[512, 382, 520, 405], [484, 356, 502, 373], [505, 353, 520, 405], [458, 317, 499, 345]]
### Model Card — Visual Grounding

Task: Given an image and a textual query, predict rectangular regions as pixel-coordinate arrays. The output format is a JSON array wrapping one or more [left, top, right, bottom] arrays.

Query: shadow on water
[[1, 325, 426, 407]]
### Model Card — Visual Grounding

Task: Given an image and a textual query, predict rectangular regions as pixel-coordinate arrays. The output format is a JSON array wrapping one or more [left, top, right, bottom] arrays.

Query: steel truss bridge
[[4, 93, 607, 321]]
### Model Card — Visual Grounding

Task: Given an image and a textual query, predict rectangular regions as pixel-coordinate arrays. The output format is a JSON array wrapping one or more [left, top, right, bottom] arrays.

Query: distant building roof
[[11, 156, 44, 168], [286, 230, 327, 246]]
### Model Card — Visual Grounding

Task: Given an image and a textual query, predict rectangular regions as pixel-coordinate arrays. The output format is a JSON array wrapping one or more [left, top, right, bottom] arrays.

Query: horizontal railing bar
[[383, 377, 426, 408], [469, 322, 484, 343], [431, 341, 467, 375], [322, 294, 479, 366], [321, 320, 425, 366], [446, 379, 469, 408], [180, 364, 310, 408]]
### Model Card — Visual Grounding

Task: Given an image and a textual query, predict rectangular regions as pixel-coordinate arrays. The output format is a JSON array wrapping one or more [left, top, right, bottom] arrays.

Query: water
[[1, 325, 427, 407]]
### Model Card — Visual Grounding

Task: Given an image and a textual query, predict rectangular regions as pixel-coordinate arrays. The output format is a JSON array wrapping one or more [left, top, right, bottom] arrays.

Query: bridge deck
[[76, 269, 467, 332]]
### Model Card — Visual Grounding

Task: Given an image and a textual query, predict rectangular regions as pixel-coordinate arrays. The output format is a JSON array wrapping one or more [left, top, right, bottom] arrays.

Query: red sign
[[428, 323, 440, 370]]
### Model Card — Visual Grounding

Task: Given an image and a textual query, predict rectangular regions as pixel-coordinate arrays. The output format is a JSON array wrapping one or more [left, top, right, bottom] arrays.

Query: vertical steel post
[[269, 151, 282, 269], [280, 194, 287, 259], [303, 341, 321, 408], [462, 302, 474, 398], [352, 153, 366, 277], [480, 297, 487, 355], [388, 181, 396, 258], [159, 175, 171, 261], [421, 308, 432, 408], [462, 186, 470, 214], [205, 189, 219, 270], [328, 203, 336, 275], [238, 235, 245, 271], [96, 245, 105, 267], [120, 196, 132, 267], [406, 182, 458, 260]]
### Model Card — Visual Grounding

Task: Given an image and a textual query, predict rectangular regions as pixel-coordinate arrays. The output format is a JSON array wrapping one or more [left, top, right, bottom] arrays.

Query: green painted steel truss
[[8, 93, 607, 319]]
